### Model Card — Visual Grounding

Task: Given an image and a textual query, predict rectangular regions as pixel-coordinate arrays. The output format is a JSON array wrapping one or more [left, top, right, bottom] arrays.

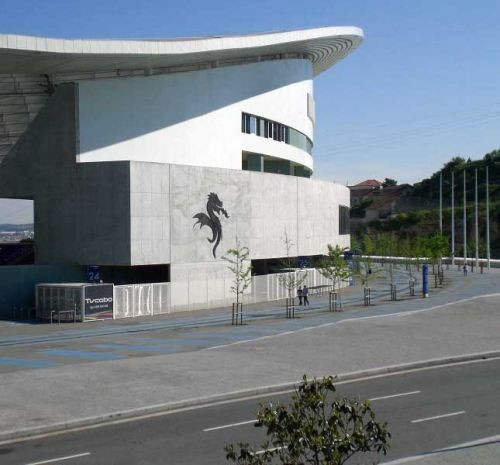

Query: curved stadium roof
[[0, 26, 363, 78], [0, 27, 363, 161]]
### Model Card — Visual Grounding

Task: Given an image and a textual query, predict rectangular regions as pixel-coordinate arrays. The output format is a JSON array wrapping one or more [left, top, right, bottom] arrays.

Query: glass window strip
[[241, 112, 313, 154]]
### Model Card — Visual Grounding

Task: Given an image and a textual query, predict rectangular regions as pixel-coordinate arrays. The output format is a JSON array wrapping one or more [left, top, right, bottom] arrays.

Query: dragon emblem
[[193, 193, 229, 258]]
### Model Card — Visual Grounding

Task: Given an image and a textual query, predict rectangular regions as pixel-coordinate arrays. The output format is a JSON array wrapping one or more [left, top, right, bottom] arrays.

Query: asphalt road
[[1, 357, 500, 465]]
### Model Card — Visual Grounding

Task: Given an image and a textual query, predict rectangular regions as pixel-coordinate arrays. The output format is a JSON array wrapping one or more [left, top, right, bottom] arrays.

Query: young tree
[[412, 236, 428, 271], [222, 236, 252, 324], [225, 375, 390, 465], [362, 233, 375, 256], [398, 237, 414, 278], [376, 233, 391, 266], [317, 244, 352, 309], [278, 229, 307, 302], [426, 234, 449, 274]]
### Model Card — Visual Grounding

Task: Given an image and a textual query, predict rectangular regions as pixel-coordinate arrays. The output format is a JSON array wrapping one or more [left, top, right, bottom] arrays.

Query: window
[[249, 116, 257, 134], [241, 112, 313, 155], [339, 205, 350, 235]]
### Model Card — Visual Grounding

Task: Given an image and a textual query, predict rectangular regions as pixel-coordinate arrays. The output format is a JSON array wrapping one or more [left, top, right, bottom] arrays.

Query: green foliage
[[361, 234, 375, 255], [411, 148, 500, 202], [222, 236, 252, 306], [355, 256, 381, 286], [426, 233, 449, 266], [382, 177, 398, 187], [225, 375, 390, 465], [317, 245, 352, 298], [355, 234, 380, 285], [350, 199, 373, 218]]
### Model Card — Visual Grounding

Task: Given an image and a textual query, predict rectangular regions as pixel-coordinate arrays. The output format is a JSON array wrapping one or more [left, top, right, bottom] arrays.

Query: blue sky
[[0, 0, 499, 223]]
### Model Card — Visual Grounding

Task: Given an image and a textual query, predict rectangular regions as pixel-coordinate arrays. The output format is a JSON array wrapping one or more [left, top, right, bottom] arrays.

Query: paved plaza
[[0, 268, 498, 443]]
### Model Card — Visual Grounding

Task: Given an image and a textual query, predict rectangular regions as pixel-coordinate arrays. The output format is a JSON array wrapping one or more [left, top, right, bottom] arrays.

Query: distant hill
[[0, 223, 34, 232], [411, 149, 500, 203], [351, 148, 500, 258]]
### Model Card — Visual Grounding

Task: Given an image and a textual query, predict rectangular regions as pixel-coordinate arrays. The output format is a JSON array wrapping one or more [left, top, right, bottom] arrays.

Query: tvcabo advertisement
[[84, 285, 114, 316]]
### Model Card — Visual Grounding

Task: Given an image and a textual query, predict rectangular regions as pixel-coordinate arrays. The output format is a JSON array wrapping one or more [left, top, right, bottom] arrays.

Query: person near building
[[302, 285, 309, 306], [297, 287, 303, 306]]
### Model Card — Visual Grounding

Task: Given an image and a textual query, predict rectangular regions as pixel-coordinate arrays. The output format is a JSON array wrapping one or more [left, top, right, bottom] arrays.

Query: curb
[[1, 350, 500, 444]]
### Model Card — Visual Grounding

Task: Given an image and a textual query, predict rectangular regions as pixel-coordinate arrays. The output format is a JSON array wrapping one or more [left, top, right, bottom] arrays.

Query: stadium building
[[0, 26, 363, 317]]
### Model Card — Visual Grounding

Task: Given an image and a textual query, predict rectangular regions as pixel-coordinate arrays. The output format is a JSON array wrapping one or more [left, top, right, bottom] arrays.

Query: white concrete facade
[[0, 26, 363, 314], [78, 59, 314, 171]]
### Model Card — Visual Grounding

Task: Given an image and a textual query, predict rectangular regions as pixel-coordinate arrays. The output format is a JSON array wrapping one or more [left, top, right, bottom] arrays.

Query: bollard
[[329, 292, 338, 312], [422, 264, 429, 298], [232, 302, 243, 325], [363, 287, 371, 306], [390, 284, 397, 301]]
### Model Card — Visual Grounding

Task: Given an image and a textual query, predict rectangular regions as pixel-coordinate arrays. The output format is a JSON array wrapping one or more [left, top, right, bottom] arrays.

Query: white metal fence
[[249, 269, 334, 303], [113, 282, 170, 319], [111, 269, 340, 319]]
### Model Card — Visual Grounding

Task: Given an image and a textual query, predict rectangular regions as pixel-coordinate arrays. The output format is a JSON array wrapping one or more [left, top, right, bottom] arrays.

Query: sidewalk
[[382, 437, 500, 464], [0, 269, 498, 439], [0, 269, 412, 344], [0, 266, 489, 345]]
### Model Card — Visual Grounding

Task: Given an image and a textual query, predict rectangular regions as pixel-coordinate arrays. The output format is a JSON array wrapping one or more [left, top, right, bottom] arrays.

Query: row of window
[[339, 205, 350, 235], [241, 113, 313, 155]]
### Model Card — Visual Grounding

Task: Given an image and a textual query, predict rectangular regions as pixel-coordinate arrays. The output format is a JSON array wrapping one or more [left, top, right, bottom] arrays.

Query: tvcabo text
[[85, 297, 113, 304]]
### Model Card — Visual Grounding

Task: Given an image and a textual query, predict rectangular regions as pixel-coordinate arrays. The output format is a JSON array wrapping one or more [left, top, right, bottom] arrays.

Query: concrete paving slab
[[0, 286, 498, 439]]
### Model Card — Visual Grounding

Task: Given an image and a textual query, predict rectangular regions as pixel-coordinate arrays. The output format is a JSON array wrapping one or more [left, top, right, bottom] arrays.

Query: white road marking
[[2, 357, 498, 448], [369, 390, 421, 401], [203, 419, 257, 432], [25, 452, 91, 465], [411, 410, 465, 424]]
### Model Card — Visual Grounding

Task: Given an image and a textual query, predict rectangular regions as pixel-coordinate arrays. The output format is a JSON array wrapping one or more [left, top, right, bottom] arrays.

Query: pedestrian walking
[[297, 287, 303, 306], [463, 265, 468, 276], [302, 285, 309, 306]]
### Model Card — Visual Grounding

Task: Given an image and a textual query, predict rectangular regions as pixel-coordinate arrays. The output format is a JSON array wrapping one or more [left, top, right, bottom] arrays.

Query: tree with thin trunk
[[356, 234, 380, 287], [225, 375, 390, 465], [278, 229, 307, 300], [222, 236, 252, 309], [317, 244, 352, 308]]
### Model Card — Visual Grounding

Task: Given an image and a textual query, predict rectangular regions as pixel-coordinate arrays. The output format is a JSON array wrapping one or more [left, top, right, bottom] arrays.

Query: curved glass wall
[[242, 151, 311, 178], [241, 113, 313, 155]]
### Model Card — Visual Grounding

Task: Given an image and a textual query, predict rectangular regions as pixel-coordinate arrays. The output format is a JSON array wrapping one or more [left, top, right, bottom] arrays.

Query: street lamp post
[[463, 170, 467, 269], [451, 171, 455, 266], [474, 168, 479, 268], [486, 165, 491, 269], [439, 171, 443, 235]]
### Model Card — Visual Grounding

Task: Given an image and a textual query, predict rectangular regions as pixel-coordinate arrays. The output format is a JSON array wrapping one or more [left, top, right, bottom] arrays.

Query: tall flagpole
[[475, 168, 479, 268], [451, 171, 455, 266], [439, 171, 443, 235], [463, 170, 467, 268], [486, 165, 491, 269]]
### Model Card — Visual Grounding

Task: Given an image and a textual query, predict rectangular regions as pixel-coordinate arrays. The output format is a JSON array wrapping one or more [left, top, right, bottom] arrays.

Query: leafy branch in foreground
[[225, 375, 390, 465]]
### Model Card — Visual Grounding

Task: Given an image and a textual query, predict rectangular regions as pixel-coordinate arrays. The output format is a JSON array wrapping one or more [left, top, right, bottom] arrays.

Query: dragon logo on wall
[[193, 193, 229, 258]]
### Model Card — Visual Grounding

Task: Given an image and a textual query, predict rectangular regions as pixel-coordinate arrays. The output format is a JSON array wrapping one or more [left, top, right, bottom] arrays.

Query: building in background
[[0, 26, 363, 316]]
